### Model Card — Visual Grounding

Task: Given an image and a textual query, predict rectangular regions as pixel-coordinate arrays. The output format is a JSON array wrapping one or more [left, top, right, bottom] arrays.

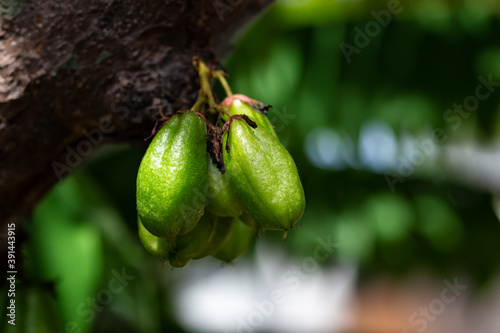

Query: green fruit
[[137, 111, 207, 241], [228, 98, 277, 137], [240, 211, 259, 229], [206, 155, 244, 217], [169, 212, 217, 268], [213, 218, 255, 263], [222, 117, 305, 232], [194, 216, 235, 259], [137, 218, 170, 259]]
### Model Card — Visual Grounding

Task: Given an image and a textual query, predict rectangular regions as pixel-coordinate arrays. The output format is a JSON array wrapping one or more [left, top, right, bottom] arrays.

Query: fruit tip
[[282, 229, 289, 242]]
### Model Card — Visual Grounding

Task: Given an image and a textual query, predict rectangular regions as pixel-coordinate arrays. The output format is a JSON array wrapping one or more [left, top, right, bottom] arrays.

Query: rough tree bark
[[0, 0, 273, 228]]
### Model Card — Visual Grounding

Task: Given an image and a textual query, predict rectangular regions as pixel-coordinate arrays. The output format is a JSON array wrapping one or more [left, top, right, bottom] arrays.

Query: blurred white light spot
[[305, 127, 356, 170], [175, 265, 259, 332], [359, 121, 398, 172], [398, 131, 439, 174], [174, 245, 357, 333]]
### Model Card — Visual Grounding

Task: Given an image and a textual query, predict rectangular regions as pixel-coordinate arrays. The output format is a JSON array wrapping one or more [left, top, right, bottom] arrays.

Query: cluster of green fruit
[[136, 58, 305, 268]]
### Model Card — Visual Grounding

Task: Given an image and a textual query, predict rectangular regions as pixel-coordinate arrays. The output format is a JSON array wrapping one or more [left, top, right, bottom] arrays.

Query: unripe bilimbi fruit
[[222, 116, 305, 232], [206, 155, 244, 217], [169, 212, 217, 268], [240, 211, 260, 229], [136, 111, 207, 242], [137, 218, 170, 260], [228, 98, 277, 137], [194, 216, 235, 259], [213, 218, 255, 263]]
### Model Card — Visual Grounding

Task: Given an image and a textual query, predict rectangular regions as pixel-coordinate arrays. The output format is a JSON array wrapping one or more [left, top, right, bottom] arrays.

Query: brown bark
[[0, 0, 272, 226]]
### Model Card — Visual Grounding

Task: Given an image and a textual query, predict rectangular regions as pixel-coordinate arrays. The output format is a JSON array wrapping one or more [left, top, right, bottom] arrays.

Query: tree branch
[[0, 0, 273, 225]]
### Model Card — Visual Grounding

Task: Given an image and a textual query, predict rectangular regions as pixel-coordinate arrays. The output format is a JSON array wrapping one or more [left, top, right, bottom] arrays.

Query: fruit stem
[[214, 70, 233, 97], [194, 57, 217, 113], [191, 95, 206, 113]]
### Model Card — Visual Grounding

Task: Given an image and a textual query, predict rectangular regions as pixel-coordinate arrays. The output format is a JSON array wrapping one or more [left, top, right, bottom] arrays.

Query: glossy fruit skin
[[169, 212, 217, 268], [228, 98, 277, 137], [223, 118, 305, 231], [213, 218, 255, 263], [137, 218, 170, 259], [194, 216, 235, 259], [136, 111, 207, 241], [206, 155, 244, 217]]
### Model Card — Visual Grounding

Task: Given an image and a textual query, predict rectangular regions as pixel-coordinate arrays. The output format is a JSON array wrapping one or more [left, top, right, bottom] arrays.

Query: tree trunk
[[0, 0, 272, 227]]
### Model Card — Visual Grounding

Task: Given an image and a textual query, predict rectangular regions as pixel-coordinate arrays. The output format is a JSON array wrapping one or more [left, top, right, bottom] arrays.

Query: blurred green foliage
[[14, 0, 500, 331]]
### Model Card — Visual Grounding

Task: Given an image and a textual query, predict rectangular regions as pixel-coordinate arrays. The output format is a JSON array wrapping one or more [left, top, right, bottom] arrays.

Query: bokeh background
[[3, 0, 500, 332]]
